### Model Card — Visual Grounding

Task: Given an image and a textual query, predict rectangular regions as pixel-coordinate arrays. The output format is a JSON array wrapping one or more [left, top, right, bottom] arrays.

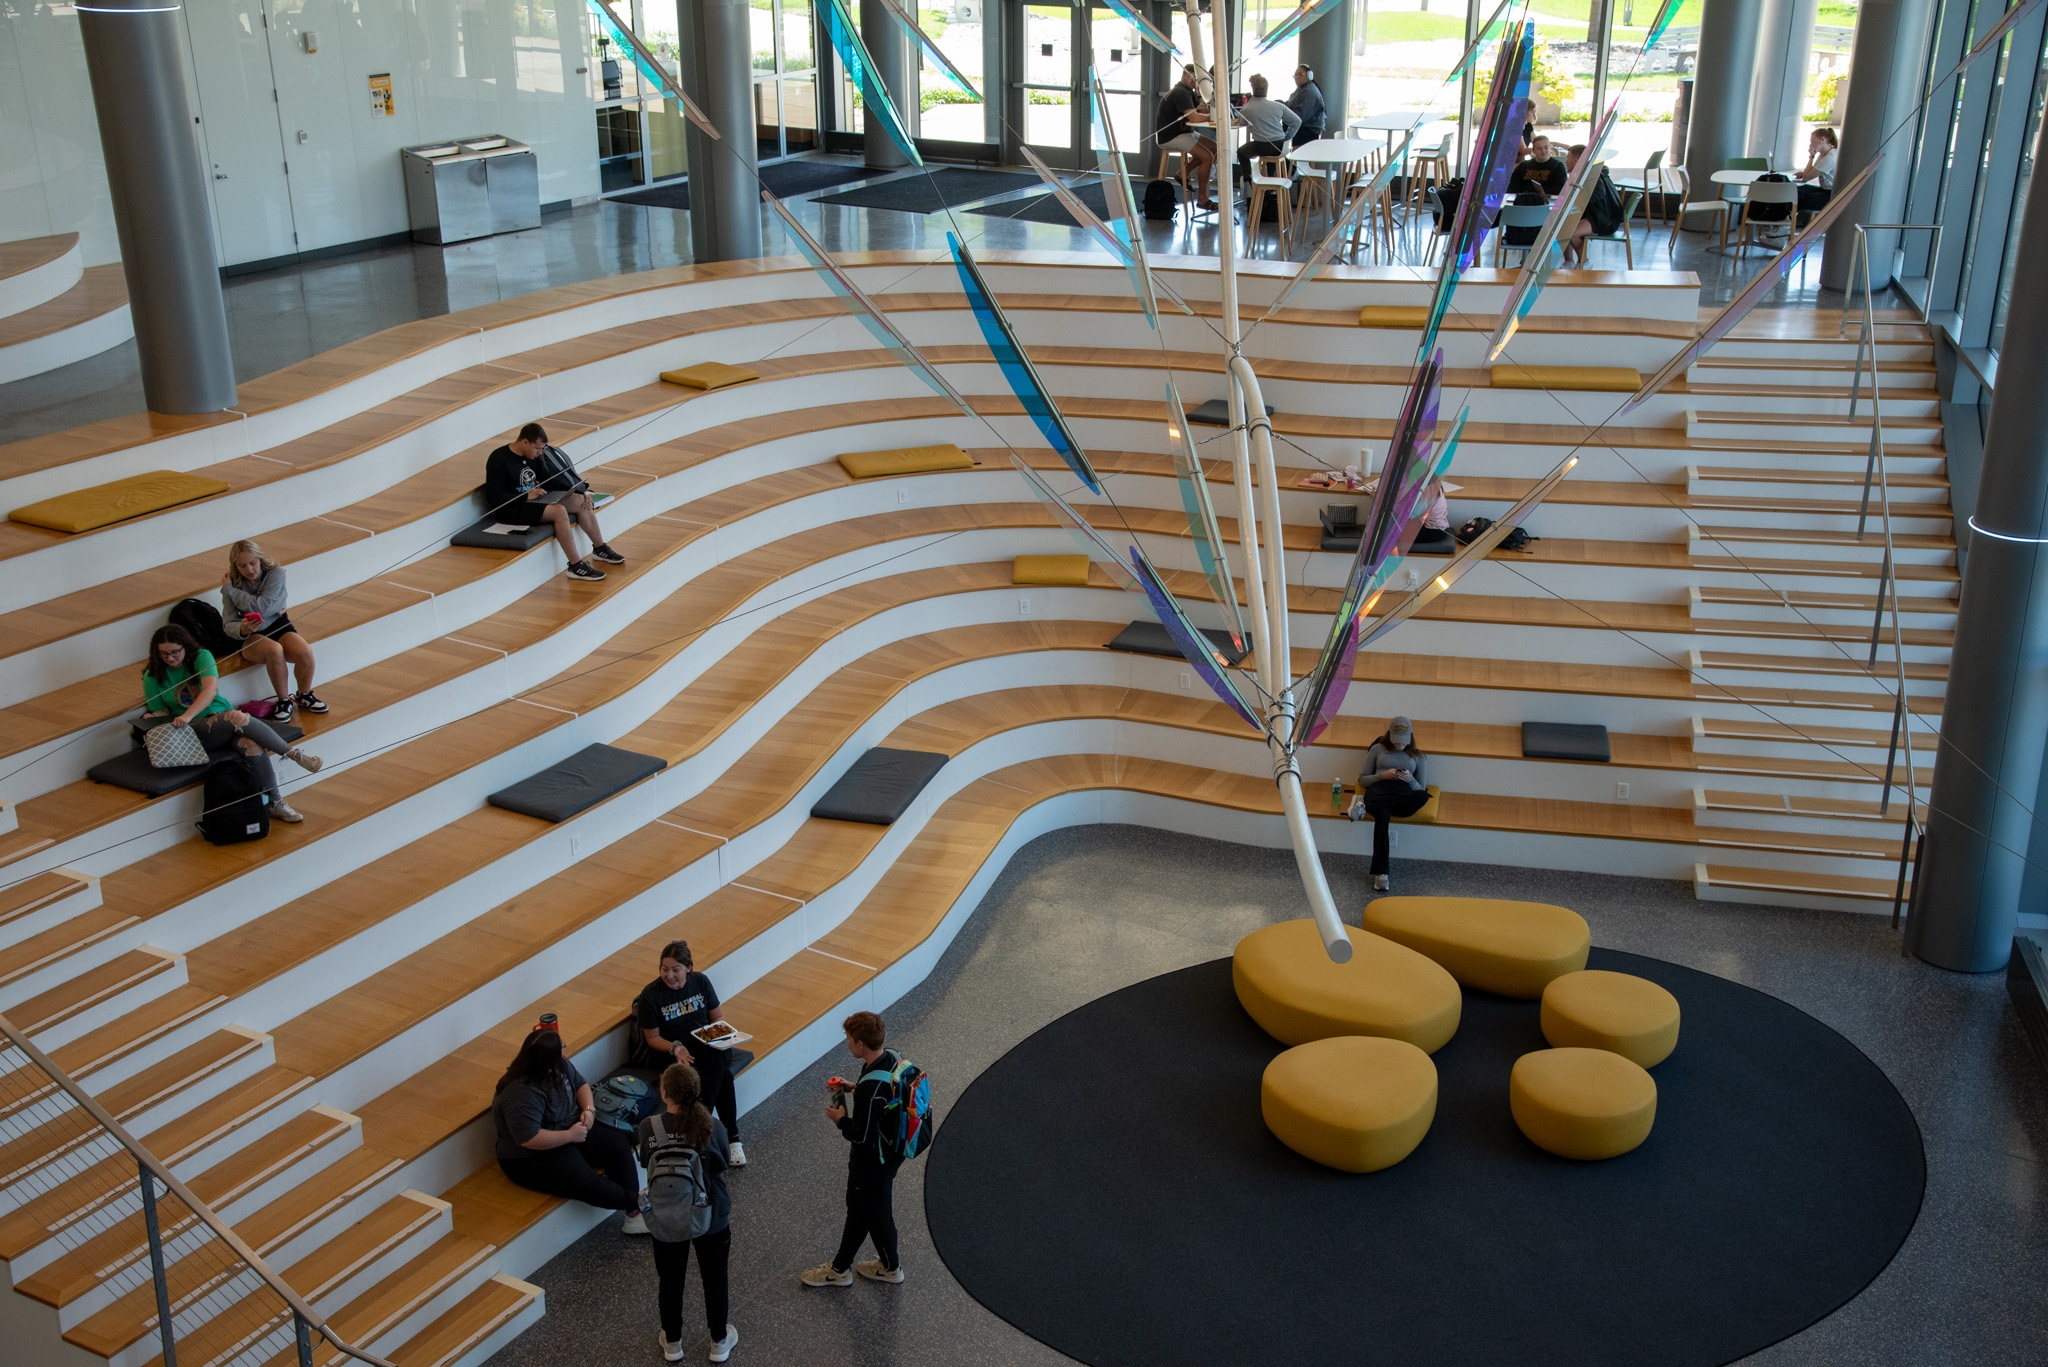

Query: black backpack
[[198, 751, 270, 845], [1432, 176, 1465, 228], [1747, 171, 1794, 222], [1143, 179, 1181, 220], [170, 598, 240, 660]]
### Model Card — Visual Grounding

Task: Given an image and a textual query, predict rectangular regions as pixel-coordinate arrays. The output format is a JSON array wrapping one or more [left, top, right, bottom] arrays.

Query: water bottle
[[1330, 778, 1343, 810]]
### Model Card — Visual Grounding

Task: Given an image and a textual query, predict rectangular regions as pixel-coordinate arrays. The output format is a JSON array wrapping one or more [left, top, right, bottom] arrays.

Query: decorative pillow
[[145, 723, 210, 770]]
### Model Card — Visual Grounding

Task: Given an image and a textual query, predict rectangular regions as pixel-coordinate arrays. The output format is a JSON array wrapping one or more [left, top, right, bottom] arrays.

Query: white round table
[[1287, 138, 1376, 233]]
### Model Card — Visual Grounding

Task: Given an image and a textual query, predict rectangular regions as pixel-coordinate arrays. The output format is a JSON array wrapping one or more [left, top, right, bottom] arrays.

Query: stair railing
[[0, 1011, 395, 1367], [1838, 222, 1943, 926]]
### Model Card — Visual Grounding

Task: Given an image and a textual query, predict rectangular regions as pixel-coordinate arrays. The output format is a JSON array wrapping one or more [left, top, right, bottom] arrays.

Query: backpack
[[1143, 178, 1181, 220], [538, 444, 589, 494], [1747, 171, 1793, 222], [1585, 168, 1625, 236], [861, 1055, 935, 1162], [197, 751, 269, 845], [592, 1071, 660, 1133], [1454, 516, 1537, 552], [170, 598, 240, 660], [643, 1112, 715, 1241]]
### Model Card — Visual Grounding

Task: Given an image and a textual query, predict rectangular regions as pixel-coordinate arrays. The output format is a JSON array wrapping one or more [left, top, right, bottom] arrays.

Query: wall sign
[[369, 73, 395, 116]]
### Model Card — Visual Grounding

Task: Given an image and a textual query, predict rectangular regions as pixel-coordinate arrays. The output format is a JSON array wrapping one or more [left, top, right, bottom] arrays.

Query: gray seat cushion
[[487, 743, 667, 822], [1186, 398, 1275, 427], [451, 516, 554, 551], [810, 748, 949, 825], [1106, 620, 1251, 666], [1521, 722, 1611, 763], [89, 720, 307, 797]]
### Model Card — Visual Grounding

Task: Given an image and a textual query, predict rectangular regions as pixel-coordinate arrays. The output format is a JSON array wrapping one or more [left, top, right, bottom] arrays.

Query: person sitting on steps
[[636, 940, 747, 1169], [492, 1020, 641, 1219], [1349, 716, 1429, 892], [220, 539, 324, 725], [483, 421, 625, 582], [140, 624, 322, 823]]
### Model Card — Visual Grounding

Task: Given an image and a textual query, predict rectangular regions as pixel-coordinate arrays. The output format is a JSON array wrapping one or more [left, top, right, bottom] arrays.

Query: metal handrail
[[0, 1011, 396, 1367]]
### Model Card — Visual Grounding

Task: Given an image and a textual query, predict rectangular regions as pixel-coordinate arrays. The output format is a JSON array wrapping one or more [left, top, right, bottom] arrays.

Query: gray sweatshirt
[[1361, 742, 1425, 791], [1240, 97, 1301, 145], [221, 563, 289, 633]]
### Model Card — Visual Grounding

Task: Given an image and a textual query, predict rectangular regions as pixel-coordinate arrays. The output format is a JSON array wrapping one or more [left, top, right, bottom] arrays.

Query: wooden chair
[[1406, 134, 1453, 213], [1245, 156, 1296, 258], [1493, 203, 1551, 267], [1731, 180, 1799, 254], [1666, 167, 1731, 252], [1585, 189, 1644, 268]]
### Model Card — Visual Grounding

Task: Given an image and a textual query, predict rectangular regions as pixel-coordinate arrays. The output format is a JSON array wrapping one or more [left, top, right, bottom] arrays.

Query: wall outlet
[[898, 488, 908, 504], [570, 832, 586, 858], [1615, 782, 1630, 800], [1018, 597, 1030, 615], [1179, 672, 1191, 690]]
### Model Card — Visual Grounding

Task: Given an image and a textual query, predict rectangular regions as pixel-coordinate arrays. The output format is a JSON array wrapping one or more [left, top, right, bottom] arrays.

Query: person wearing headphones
[[1288, 64, 1326, 146]]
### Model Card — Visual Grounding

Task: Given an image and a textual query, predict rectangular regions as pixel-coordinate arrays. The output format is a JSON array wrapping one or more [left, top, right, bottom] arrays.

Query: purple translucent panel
[[1009, 454, 1141, 593], [1130, 548, 1264, 732], [950, 233, 1102, 492], [867, 0, 979, 94], [1489, 101, 1619, 361], [822, 0, 921, 166], [1166, 380, 1249, 649], [1257, 132, 1414, 324], [1419, 22, 1531, 362], [1300, 615, 1357, 746], [1622, 157, 1883, 416]]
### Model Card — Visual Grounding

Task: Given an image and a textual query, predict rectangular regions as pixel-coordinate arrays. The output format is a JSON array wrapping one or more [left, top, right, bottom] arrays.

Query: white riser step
[[1687, 525, 1951, 567], [0, 235, 83, 317], [1687, 412, 1944, 447]]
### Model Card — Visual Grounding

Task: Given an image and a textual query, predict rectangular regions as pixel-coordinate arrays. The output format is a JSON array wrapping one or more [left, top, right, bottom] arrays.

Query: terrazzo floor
[[484, 823, 2048, 1367]]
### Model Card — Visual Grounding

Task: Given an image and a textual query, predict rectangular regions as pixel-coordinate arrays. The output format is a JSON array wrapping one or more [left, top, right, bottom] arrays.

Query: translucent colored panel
[[1489, 102, 1619, 361], [1255, 0, 1343, 55], [821, 0, 920, 165], [764, 191, 972, 414], [1165, 379, 1249, 650], [1089, 67, 1163, 329], [868, 0, 979, 96], [1418, 23, 1530, 362], [1258, 132, 1413, 325], [589, 0, 723, 139], [1642, 0, 1684, 51], [1097, 0, 1179, 56], [1447, 0, 1519, 82], [949, 232, 1102, 492], [1130, 548, 1263, 732], [1009, 455, 1141, 593]]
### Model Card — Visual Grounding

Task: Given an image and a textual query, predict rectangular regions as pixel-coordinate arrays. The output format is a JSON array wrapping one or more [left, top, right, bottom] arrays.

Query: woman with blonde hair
[[220, 539, 323, 724]]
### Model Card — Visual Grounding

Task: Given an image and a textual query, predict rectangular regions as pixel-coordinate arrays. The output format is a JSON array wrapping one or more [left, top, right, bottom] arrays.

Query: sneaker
[[287, 749, 323, 773], [855, 1259, 904, 1284], [271, 801, 304, 824], [1347, 796, 1365, 822], [622, 1210, 649, 1235], [728, 1141, 747, 1168], [799, 1262, 852, 1287], [270, 695, 294, 724], [591, 543, 626, 565], [566, 560, 607, 581], [657, 1330, 685, 1363], [295, 691, 328, 714], [709, 1325, 738, 1363], [1372, 873, 1390, 892]]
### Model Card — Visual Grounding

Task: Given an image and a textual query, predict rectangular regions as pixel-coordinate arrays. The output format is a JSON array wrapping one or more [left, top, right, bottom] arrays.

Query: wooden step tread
[[12, 948, 174, 1036], [1698, 789, 1923, 823], [1691, 465, 1948, 490], [1696, 650, 1949, 682], [0, 868, 88, 925], [0, 232, 77, 283], [385, 1273, 538, 1367], [1699, 716, 1939, 749], [1697, 862, 1902, 899], [0, 263, 124, 351], [1695, 585, 1956, 612], [286, 1232, 495, 1367], [1692, 524, 1953, 550]]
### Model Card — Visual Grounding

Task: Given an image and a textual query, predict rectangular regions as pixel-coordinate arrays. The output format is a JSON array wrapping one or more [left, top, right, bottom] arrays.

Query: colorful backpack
[[862, 1056, 935, 1162]]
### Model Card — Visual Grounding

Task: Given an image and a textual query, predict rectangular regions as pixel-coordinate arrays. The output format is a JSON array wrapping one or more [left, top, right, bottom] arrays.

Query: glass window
[[1024, 3, 1075, 150], [919, 0, 987, 141], [1089, 5, 1144, 154], [1989, 37, 2048, 353], [1956, 34, 2010, 312]]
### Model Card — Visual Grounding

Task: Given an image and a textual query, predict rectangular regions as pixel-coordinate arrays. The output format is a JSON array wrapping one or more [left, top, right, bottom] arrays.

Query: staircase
[[0, 234, 132, 384]]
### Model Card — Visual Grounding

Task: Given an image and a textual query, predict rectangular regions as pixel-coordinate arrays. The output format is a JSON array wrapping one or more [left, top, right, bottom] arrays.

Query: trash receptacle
[[401, 136, 541, 245]]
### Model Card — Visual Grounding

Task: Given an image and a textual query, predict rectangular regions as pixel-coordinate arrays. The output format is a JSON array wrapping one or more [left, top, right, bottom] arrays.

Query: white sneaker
[[622, 1210, 649, 1235], [855, 1258, 904, 1283], [728, 1141, 747, 1168], [709, 1324, 739, 1362], [799, 1262, 852, 1287], [657, 1330, 685, 1362], [1372, 874, 1390, 892]]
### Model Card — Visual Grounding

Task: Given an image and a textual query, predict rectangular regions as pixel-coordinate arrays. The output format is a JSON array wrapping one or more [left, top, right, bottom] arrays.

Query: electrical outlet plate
[[1018, 597, 1030, 615], [1615, 782, 1630, 800], [1179, 672, 1191, 690], [570, 832, 585, 858]]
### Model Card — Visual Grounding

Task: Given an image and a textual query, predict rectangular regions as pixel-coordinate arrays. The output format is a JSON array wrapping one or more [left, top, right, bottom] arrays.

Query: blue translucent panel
[[1165, 380, 1249, 649], [589, 0, 723, 138], [1009, 454, 1141, 593], [821, 0, 921, 166], [764, 191, 971, 414], [1129, 547, 1263, 732], [1488, 101, 1618, 361], [1448, 0, 1521, 81], [1418, 22, 1531, 362], [1090, 68, 1164, 330], [868, 0, 979, 95], [1257, 0, 1346, 55], [949, 232, 1102, 492], [1099, 0, 1179, 56], [1642, 0, 1685, 50]]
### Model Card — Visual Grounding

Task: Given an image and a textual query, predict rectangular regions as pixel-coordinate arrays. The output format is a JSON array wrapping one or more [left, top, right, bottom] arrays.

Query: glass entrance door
[[1088, 6, 1145, 170], [1020, 2, 1084, 167]]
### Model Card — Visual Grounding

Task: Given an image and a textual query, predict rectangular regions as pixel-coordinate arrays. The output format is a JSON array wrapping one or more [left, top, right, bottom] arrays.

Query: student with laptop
[[482, 421, 624, 581]]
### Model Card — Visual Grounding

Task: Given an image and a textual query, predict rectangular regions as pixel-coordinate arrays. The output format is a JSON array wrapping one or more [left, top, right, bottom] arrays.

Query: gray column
[[1297, 3, 1351, 138], [1820, 0, 1934, 291], [680, 0, 762, 262], [77, 0, 234, 415], [1909, 147, 2048, 974], [862, 0, 914, 169], [1747, 0, 1819, 169], [1683, 0, 1762, 180]]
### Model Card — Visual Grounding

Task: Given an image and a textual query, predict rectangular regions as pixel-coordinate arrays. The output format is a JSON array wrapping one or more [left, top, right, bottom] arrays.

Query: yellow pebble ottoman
[[1541, 969, 1681, 1068], [1233, 919, 1462, 1053], [1509, 1047, 1657, 1160], [1262, 1035, 1438, 1173], [1362, 896, 1590, 999]]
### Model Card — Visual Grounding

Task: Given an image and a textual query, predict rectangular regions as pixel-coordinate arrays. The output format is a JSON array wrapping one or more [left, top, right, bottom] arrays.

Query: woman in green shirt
[[142, 624, 324, 823]]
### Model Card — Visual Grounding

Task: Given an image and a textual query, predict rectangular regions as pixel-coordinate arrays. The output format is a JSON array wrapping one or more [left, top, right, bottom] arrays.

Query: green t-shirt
[[143, 649, 230, 717]]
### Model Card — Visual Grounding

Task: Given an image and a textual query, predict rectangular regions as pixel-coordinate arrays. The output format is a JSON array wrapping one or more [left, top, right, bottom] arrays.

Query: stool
[[1262, 1035, 1438, 1172], [1509, 1047, 1657, 1160], [1361, 896, 1590, 999], [1244, 156, 1296, 258], [1541, 969, 1681, 1067], [1232, 918, 1461, 1052]]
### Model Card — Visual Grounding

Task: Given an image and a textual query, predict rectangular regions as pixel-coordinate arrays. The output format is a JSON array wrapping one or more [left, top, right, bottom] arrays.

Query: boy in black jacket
[[799, 1011, 907, 1286], [482, 422, 624, 581]]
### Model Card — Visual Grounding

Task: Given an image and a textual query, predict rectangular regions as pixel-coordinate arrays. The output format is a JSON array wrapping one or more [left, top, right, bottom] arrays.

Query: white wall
[[0, 0, 601, 270]]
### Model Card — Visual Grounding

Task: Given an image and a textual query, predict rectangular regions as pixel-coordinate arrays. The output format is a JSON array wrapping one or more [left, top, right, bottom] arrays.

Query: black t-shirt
[[637, 972, 722, 1052], [1158, 84, 1202, 143], [1510, 156, 1566, 197], [492, 1061, 587, 1163]]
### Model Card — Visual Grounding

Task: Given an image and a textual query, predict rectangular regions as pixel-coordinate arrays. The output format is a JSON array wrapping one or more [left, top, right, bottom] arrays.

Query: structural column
[[680, 0, 762, 262], [1820, 0, 1934, 291], [1683, 0, 1762, 183], [76, 0, 235, 415], [1296, 2, 1351, 140], [1746, 0, 1820, 169], [1909, 145, 2048, 973], [862, 0, 915, 169]]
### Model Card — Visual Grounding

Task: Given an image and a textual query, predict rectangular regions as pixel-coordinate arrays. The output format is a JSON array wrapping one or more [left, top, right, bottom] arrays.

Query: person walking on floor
[[635, 940, 747, 1167], [801, 1011, 908, 1287], [1349, 716, 1430, 892], [639, 1062, 738, 1363]]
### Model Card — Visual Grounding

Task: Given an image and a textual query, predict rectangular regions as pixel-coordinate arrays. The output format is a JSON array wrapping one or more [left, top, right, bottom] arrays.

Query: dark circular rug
[[924, 948, 1923, 1367]]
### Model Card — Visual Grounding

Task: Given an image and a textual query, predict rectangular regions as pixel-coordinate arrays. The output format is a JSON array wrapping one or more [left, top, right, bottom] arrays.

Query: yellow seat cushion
[[1012, 554, 1090, 586], [837, 444, 974, 479], [1509, 1047, 1657, 1160], [9, 471, 231, 534], [661, 361, 759, 390], [1489, 364, 1643, 392], [1263, 1035, 1438, 1173], [1391, 784, 1440, 824], [1361, 896, 1590, 999], [1541, 969, 1681, 1068], [1358, 305, 1429, 328], [1232, 918, 1462, 1053]]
